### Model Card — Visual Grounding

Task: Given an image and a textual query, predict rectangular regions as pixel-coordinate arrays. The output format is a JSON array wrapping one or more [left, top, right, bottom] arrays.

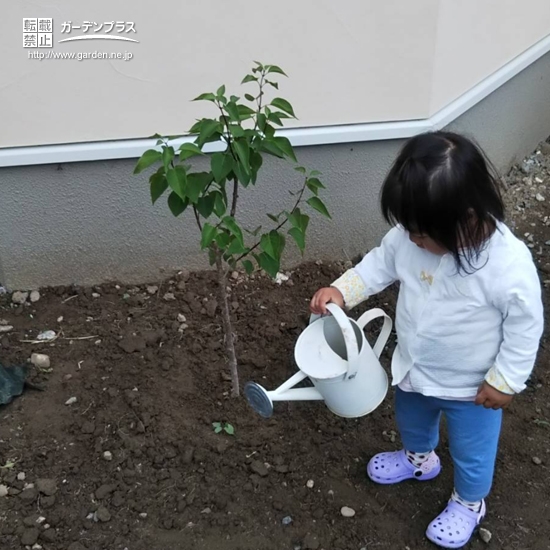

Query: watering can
[[244, 304, 392, 418]]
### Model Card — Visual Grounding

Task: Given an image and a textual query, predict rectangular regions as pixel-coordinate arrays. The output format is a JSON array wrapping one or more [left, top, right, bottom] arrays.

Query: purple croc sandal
[[367, 449, 441, 484], [426, 499, 486, 549]]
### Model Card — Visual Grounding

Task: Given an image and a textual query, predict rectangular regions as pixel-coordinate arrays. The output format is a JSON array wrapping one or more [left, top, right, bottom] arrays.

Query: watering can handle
[[324, 303, 361, 380], [356, 308, 393, 359]]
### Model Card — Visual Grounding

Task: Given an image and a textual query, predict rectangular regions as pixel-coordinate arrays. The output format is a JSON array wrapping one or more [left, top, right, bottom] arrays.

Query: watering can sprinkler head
[[244, 382, 274, 418]]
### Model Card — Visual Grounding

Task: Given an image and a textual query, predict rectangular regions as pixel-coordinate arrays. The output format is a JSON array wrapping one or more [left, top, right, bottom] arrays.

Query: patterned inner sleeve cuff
[[484, 366, 516, 395], [331, 269, 368, 309]]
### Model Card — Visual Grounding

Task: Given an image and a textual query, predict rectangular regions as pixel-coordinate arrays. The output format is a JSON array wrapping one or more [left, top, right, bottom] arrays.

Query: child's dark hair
[[380, 131, 504, 271]]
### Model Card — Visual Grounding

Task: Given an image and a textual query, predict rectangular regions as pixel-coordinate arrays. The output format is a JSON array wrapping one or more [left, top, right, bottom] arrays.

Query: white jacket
[[332, 223, 544, 398]]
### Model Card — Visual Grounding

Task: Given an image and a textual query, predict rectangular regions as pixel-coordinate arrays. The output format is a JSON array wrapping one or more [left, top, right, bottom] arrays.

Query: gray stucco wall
[[1, 51, 549, 289]]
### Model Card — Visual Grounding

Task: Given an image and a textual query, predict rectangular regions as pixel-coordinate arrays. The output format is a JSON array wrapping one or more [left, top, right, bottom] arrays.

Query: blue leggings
[[395, 387, 503, 501]]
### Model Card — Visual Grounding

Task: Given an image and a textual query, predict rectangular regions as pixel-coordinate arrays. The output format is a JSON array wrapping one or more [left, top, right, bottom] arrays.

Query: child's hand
[[474, 382, 514, 409], [310, 287, 345, 315]]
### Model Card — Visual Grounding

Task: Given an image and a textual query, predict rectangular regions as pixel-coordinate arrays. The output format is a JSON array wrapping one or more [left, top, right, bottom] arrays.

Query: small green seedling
[[212, 421, 235, 435]]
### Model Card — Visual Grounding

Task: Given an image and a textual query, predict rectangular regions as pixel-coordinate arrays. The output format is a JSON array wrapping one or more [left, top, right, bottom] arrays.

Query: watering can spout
[[244, 371, 323, 418]]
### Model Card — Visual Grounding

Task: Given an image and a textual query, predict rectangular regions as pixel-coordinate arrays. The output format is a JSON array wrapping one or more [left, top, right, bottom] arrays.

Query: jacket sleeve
[[486, 254, 544, 393], [331, 227, 401, 309]]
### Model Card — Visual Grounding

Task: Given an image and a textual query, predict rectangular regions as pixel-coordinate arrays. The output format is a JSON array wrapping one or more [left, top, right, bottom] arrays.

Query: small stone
[[163, 292, 176, 301], [103, 451, 113, 461], [31, 353, 50, 368], [231, 271, 239, 280], [177, 313, 187, 323], [64, 374, 73, 381], [479, 527, 492, 544], [201, 507, 212, 514], [536, 193, 545, 202], [146, 285, 158, 295], [341, 506, 356, 517], [139, 512, 148, 519], [57, 316, 63, 323], [96, 506, 111, 522], [37, 330, 56, 341], [532, 456, 542, 465], [0, 484, 8, 497], [91, 292, 100, 298], [12, 291, 29, 304], [36, 479, 57, 496], [17, 472, 26, 481], [32, 545, 43, 550], [30, 290, 41, 303], [282, 516, 293, 525], [21, 528, 40, 546], [0, 325, 13, 333], [250, 460, 269, 477], [306, 479, 315, 489], [65, 397, 77, 405]]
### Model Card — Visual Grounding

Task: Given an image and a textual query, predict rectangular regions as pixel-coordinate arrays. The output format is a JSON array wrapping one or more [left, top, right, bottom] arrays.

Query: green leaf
[[267, 112, 284, 126], [216, 85, 226, 98], [134, 149, 161, 174], [267, 65, 287, 76], [233, 161, 251, 187], [273, 136, 297, 162], [214, 426, 222, 434], [260, 230, 285, 260], [287, 208, 310, 232], [257, 113, 267, 132], [306, 177, 326, 196], [307, 196, 331, 219], [196, 194, 215, 218], [211, 152, 233, 183], [289, 227, 305, 253], [222, 216, 244, 246], [250, 152, 263, 184], [242, 260, 254, 275], [227, 237, 248, 255], [179, 143, 204, 161], [150, 169, 168, 204], [244, 225, 262, 237], [196, 120, 222, 147], [244, 93, 255, 101], [213, 192, 227, 217], [187, 172, 213, 203], [241, 74, 258, 84], [215, 231, 231, 249], [266, 80, 279, 90], [237, 105, 256, 119], [259, 139, 285, 159], [233, 140, 250, 175], [223, 424, 235, 435], [229, 125, 245, 138], [200, 223, 218, 249], [257, 252, 280, 278], [193, 92, 216, 102], [267, 213, 280, 223], [167, 192, 188, 217], [295, 166, 307, 174], [162, 146, 175, 170], [166, 166, 187, 200], [271, 97, 296, 118], [310, 170, 322, 177], [225, 101, 240, 122]]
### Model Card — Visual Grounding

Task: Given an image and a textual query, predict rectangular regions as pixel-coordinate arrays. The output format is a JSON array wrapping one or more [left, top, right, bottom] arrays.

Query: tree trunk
[[215, 251, 239, 397]]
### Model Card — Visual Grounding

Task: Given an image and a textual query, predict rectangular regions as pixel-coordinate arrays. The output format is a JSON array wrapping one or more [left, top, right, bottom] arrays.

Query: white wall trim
[[2, 33, 549, 168]]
